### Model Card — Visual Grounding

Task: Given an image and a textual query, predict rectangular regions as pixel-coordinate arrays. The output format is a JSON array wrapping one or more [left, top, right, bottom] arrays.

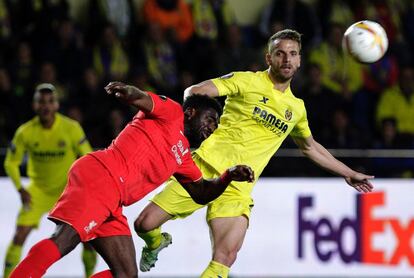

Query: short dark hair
[[268, 29, 302, 53], [183, 95, 222, 116]]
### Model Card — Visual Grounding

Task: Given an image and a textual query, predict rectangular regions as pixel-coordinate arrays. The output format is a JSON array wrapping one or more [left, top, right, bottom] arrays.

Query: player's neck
[[39, 115, 55, 129], [267, 70, 291, 92]]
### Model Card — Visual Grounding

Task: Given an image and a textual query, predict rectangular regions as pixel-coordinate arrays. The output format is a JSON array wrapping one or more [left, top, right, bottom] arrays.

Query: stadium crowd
[[0, 0, 413, 177]]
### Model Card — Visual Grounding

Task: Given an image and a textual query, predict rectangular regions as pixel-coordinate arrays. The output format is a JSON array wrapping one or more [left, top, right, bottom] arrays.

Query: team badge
[[285, 109, 292, 121], [219, 72, 234, 79], [58, 139, 66, 148]]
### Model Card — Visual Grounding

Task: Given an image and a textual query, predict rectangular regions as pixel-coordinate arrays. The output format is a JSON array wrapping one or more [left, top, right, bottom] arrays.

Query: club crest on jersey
[[219, 72, 234, 79], [285, 109, 292, 121]]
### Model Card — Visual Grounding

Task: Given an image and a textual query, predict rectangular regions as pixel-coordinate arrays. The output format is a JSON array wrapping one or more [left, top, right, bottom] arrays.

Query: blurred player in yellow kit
[[3, 83, 97, 277], [134, 29, 374, 277]]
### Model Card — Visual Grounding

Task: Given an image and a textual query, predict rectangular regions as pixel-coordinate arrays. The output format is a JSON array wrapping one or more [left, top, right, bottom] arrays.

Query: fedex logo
[[298, 192, 414, 265]]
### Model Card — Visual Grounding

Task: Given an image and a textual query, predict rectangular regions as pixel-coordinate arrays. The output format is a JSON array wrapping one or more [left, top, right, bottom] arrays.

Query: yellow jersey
[[195, 70, 311, 195], [4, 113, 92, 195]]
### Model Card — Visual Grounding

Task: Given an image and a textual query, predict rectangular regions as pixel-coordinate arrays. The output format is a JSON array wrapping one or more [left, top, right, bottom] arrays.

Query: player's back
[[91, 93, 193, 205]]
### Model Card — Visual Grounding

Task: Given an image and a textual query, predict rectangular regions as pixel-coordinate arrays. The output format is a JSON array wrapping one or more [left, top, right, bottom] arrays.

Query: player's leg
[[201, 216, 248, 278], [135, 179, 205, 272], [82, 242, 97, 277], [90, 235, 137, 278], [201, 189, 254, 278], [134, 202, 173, 248], [4, 184, 58, 277], [3, 225, 33, 278], [134, 201, 174, 272], [9, 222, 81, 278]]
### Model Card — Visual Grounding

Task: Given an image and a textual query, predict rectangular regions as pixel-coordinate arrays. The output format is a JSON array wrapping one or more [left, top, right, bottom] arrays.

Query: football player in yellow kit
[[135, 29, 374, 277], [3, 84, 97, 277]]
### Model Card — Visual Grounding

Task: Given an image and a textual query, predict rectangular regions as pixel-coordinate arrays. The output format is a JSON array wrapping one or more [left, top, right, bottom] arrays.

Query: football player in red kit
[[10, 82, 254, 278]]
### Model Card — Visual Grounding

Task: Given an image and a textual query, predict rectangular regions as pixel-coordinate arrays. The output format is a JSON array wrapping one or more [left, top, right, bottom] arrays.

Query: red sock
[[9, 239, 61, 278], [90, 270, 113, 277]]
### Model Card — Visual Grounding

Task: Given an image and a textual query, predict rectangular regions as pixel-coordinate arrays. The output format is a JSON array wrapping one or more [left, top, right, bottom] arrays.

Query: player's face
[[266, 39, 301, 82], [185, 108, 219, 148], [33, 92, 59, 121]]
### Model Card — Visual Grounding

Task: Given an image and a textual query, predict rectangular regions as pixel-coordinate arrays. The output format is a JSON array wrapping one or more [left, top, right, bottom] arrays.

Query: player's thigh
[[209, 216, 249, 252], [17, 184, 60, 227], [91, 235, 137, 274]]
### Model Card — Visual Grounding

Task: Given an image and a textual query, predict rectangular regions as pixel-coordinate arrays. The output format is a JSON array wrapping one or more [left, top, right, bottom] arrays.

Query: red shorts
[[48, 155, 131, 242]]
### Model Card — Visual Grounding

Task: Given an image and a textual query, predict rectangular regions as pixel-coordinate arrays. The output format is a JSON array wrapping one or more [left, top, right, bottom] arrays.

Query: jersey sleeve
[[211, 72, 253, 97], [146, 92, 183, 121], [4, 126, 26, 189], [290, 103, 312, 138], [70, 122, 93, 156], [173, 154, 203, 185]]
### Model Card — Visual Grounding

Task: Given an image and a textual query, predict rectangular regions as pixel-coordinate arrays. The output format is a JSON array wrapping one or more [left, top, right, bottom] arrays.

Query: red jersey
[[90, 92, 202, 206]]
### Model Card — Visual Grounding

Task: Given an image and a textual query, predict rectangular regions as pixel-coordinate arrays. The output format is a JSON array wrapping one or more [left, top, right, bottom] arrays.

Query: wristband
[[219, 170, 232, 185]]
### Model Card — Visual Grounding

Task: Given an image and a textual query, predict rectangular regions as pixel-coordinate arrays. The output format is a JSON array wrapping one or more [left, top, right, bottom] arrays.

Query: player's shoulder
[[217, 70, 262, 80], [15, 117, 39, 135], [57, 113, 82, 128]]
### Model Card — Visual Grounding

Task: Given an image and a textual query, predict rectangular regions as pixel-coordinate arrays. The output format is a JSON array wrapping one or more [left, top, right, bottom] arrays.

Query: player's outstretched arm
[[184, 80, 219, 100], [105, 81, 153, 112], [181, 165, 255, 205], [292, 135, 374, 193]]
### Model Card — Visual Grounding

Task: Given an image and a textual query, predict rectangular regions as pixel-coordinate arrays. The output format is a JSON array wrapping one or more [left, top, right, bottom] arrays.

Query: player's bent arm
[[184, 80, 219, 100], [180, 165, 254, 205], [105, 81, 153, 113], [292, 135, 374, 193]]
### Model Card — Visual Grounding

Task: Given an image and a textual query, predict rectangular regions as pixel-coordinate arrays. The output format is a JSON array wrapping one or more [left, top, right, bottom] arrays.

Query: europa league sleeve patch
[[158, 95, 168, 101], [8, 142, 16, 153], [219, 72, 234, 79]]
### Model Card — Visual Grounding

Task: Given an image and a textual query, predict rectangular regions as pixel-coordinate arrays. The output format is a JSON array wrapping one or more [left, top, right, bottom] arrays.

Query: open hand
[[345, 172, 374, 193], [228, 165, 255, 183], [18, 187, 32, 211]]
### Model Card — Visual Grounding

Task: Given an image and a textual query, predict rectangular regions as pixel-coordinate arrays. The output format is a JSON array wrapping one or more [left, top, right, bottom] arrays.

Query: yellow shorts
[[151, 154, 254, 222], [17, 183, 62, 227]]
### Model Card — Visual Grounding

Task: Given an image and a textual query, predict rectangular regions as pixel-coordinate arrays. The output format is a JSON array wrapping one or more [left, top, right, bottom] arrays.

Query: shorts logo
[[84, 220, 97, 234], [285, 109, 292, 121]]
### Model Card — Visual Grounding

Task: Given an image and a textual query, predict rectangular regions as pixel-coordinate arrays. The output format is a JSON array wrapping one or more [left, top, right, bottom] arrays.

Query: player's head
[[183, 95, 222, 148], [33, 83, 59, 121], [266, 29, 301, 82]]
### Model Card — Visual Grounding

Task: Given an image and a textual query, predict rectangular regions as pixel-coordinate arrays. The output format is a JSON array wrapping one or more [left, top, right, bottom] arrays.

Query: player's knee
[[134, 213, 151, 233], [213, 248, 238, 266]]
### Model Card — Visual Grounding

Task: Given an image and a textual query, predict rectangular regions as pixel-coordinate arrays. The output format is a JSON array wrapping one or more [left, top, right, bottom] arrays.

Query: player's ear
[[184, 107, 196, 120], [265, 53, 271, 66]]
